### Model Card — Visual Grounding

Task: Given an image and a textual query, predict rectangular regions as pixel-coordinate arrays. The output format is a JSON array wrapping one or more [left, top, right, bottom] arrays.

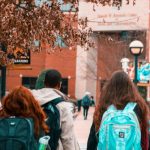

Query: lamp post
[[129, 40, 143, 85]]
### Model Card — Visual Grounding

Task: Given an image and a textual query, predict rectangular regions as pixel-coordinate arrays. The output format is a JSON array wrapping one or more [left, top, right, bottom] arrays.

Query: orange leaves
[[0, 0, 133, 65]]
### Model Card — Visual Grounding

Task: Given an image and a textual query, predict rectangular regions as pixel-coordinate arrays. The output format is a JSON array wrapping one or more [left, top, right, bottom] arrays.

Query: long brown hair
[[94, 70, 149, 132], [0, 86, 49, 138]]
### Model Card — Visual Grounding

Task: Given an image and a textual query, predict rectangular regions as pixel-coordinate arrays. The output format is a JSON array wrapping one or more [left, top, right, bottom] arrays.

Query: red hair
[[0, 86, 49, 138]]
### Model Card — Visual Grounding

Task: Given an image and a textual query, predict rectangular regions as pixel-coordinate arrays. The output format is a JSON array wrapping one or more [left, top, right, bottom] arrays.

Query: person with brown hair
[[0, 86, 49, 149], [87, 70, 150, 150]]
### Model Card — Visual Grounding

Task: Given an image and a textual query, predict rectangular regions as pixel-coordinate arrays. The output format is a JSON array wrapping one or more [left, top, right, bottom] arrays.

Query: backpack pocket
[[98, 108, 142, 150], [0, 117, 38, 150]]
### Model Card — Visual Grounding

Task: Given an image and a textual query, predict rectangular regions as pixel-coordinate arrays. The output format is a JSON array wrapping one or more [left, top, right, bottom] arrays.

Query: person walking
[[77, 99, 82, 112], [0, 86, 49, 149], [90, 96, 95, 106], [82, 92, 91, 120], [32, 69, 80, 150], [87, 70, 150, 150]]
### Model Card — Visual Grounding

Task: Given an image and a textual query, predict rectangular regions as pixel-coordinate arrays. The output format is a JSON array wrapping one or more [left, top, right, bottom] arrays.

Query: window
[[35, 0, 76, 12], [57, 0, 76, 12], [22, 77, 37, 89], [55, 36, 67, 48], [120, 31, 128, 41]]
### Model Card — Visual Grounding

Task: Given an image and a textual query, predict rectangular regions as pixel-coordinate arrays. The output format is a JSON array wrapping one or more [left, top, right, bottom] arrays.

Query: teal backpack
[[97, 102, 141, 150], [0, 117, 39, 150], [82, 95, 91, 107]]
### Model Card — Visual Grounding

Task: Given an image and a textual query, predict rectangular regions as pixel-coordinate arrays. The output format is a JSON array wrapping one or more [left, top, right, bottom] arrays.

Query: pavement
[[74, 107, 95, 150]]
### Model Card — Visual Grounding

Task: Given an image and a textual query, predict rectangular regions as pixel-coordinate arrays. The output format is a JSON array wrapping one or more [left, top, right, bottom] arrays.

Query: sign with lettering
[[128, 62, 150, 83], [7, 48, 30, 64], [138, 63, 150, 82], [79, 0, 149, 31]]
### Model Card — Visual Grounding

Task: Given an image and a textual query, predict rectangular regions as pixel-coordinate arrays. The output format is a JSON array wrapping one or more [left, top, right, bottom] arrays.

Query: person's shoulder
[[57, 101, 75, 118], [57, 100, 72, 110], [31, 88, 53, 93], [52, 97, 64, 103], [82, 95, 87, 99]]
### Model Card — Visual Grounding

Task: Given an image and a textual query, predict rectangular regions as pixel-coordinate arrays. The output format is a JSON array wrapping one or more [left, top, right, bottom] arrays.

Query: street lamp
[[129, 40, 143, 84]]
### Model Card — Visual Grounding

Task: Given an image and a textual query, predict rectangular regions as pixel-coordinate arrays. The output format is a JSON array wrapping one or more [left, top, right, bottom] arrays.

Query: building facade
[[77, 0, 150, 101], [6, 48, 77, 98], [5, 0, 150, 102]]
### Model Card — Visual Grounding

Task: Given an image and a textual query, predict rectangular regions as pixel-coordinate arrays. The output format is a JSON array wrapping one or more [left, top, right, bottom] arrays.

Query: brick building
[[4, 0, 150, 102], [6, 48, 77, 98]]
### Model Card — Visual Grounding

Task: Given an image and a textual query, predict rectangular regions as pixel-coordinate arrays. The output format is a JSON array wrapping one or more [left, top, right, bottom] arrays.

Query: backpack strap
[[100, 105, 117, 124], [42, 98, 63, 150], [53, 89, 69, 101], [106, 102, 137, 114], [50, 98, 64, 106], [123, 102, 137, 112], [123, 102, 140, 130], [107, 104, 117, 112], [43, 98, 64, 109]]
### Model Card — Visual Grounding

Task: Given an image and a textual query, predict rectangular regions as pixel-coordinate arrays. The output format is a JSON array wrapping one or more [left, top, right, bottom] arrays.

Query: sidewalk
[[74, 107, 95, 150]]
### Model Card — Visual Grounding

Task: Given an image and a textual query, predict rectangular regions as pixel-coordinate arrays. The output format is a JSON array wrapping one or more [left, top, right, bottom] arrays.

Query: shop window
[[22, 77, 37, 89], [22, 77, 68, 94]]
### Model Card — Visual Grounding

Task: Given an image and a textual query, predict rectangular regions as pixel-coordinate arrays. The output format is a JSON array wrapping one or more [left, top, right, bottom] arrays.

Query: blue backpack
[[97, 102, 141, 150], [82, 95, 91, 107], [0, 117, 38, 150]]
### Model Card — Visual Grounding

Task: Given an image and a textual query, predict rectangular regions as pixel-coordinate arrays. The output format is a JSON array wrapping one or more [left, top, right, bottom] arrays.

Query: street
[[74, 107, 95, 150]]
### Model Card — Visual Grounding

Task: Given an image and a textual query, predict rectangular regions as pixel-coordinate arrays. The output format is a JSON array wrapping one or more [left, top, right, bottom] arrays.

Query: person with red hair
[[0, 86, 49, 139]]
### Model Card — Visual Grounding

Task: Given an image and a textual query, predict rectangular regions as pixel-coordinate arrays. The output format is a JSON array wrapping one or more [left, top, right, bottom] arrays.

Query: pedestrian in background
[[77, 99, 82, 112], [90, 96, 95, 106], [87, 70, 150, 150], [82, 92, 91, 120]]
